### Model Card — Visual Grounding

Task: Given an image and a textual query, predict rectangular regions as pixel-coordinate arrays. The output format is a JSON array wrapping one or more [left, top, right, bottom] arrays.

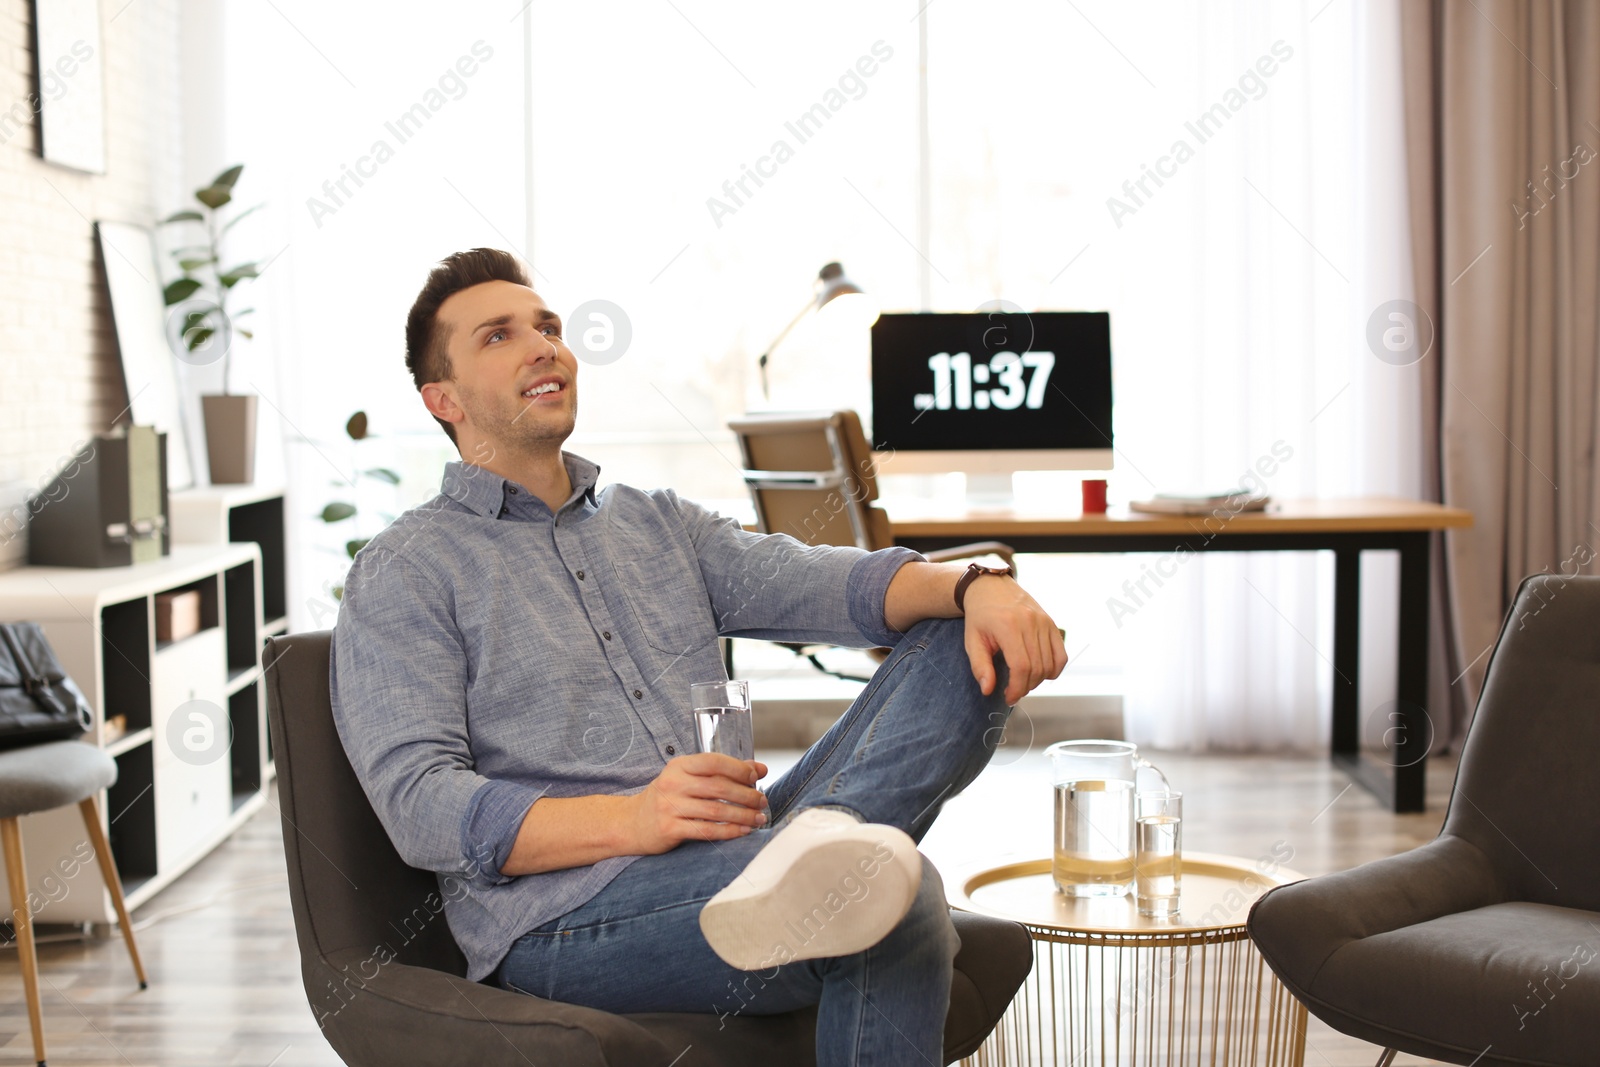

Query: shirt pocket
[[616, 558, 716, 657]]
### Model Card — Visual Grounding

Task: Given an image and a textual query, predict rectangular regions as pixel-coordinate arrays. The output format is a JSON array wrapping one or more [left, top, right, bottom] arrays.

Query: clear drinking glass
[[1135, 791, 1183, 917], [1047, 740, 1169, 897], [691, 680, 752, 761], [692, 680, 759, 821]]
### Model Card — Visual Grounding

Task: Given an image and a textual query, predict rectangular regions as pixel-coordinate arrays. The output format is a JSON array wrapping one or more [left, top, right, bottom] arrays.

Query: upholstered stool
[[0, 740, 147, 1067]]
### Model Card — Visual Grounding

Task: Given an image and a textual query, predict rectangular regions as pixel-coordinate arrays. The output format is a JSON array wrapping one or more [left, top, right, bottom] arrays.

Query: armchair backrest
[[727, 409, 892, 551], [1442, 573, 1600, 909], [263, 630, 469, 976]]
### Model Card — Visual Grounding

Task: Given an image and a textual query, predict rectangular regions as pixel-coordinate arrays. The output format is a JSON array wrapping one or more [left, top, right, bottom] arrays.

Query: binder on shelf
[[28, 425, 171, 567]]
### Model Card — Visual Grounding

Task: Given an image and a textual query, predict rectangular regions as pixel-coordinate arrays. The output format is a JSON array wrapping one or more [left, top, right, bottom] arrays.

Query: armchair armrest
[[1248, 834, 1504, 993], [922, 541, 1018, 573]]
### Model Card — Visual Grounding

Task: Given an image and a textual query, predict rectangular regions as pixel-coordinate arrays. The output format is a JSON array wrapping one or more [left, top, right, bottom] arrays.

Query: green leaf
[[346, 411, 369, 440], [362, 467, 400, 485], [185, 327, 215, 351], [238, 329, 254, 340], [163, 278, 203, 305], [320, 502, 357, 523], [218, 263, 258, 288], [163, 210, 204, 224], [212, 164, 244, 189], [177, 257, 214, 271], [195, 185, 233, 210], [345, 538, 370, 559], [231, 307, 256, 318], [221, 203, 264, 234], [169, 244, 211, 255], [332, 584, 344, 602]]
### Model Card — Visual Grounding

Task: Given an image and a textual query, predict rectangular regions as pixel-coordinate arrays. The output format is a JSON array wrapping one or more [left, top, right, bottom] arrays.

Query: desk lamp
[[758, 262, 878, 399]]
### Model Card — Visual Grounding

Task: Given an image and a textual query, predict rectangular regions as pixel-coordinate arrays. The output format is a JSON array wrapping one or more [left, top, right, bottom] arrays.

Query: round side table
[[949, 852, 1308, 1066]]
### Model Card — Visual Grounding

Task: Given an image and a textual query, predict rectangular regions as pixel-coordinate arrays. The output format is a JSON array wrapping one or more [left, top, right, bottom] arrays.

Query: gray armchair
[[264, 629, 1033, 1065], [1248, 574, 1600, 1067]]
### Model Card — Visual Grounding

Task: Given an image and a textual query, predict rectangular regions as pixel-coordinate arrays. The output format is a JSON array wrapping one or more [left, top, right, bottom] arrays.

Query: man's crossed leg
[[496, 616, 1012, 1065]]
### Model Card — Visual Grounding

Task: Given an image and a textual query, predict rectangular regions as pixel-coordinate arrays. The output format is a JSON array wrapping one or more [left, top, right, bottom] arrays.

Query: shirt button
[[498, 506, 507, 516], [665, 744, 676, 755], [508, 487, 517, 495], [577, 570, 586, 580], [602, 631, 611, 641], [633, 689, 643, 699]]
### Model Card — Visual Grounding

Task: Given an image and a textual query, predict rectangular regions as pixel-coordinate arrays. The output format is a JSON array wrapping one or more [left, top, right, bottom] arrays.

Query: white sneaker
[[698, 808, 923, 971]]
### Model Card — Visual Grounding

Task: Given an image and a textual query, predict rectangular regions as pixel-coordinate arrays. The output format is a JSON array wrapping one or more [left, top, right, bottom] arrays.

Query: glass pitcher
[[1047, 739, 1169, 897]]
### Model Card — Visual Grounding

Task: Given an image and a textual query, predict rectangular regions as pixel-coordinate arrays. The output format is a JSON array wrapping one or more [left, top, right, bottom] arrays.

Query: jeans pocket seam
[[502, 975, 539, 997]]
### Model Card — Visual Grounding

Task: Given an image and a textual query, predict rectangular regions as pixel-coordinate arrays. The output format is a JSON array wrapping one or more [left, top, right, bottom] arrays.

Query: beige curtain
[[1403, 0, 1600, 744]]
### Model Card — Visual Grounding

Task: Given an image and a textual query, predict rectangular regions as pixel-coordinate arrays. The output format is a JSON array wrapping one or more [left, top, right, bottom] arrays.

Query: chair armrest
[[314, 952, 670, 1066], [922, 542, 1018, 574], [1248, 834, 1504, 993]]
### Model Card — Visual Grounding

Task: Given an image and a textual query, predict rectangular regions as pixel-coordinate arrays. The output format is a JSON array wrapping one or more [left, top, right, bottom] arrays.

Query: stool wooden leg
[[1, 816, 47, 1067], [77, 798, 147, 990]]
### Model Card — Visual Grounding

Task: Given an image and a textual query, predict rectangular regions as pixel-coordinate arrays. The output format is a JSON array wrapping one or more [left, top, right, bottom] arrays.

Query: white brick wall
[[0, 0, 182, 569]]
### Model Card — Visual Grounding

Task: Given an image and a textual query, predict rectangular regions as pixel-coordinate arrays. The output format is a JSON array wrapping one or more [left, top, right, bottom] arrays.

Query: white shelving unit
[[0, 544, 269, 923], [169, 483, 288, 636], [169, 484, 288, 776]]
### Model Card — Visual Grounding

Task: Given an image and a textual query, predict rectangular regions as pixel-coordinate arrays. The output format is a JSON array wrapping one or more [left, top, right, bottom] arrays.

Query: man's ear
[[421, 381, 464, 428]]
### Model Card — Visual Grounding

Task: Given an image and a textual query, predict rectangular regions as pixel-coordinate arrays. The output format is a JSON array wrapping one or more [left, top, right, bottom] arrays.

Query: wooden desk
[[886, 496, 1473, 813]]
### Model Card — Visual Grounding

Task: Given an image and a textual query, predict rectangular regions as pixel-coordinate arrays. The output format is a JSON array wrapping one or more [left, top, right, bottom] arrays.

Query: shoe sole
[[699, 829, 921, 971]]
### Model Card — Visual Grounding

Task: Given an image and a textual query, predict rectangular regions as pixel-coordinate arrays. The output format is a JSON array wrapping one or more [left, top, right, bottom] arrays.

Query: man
[[331, 247, 1068, 1064]]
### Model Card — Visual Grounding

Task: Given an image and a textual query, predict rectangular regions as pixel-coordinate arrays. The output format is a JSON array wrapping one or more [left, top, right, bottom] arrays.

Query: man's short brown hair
[[405, 248, 532, 446]]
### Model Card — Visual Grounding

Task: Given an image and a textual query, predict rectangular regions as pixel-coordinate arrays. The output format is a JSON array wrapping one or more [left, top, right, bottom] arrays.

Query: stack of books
[[1128, 489, 1271, 516]]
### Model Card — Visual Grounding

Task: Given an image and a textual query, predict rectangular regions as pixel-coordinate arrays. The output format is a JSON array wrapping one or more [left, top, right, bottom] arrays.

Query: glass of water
[[692, 680, 759, 820], [691, 680, 752, 761], [1134, 791, 1183, 917]]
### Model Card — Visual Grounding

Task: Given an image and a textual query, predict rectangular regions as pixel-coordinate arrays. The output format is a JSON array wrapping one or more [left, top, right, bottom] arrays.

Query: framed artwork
[[31, 0, 106, 174], [97, 221, 196, 492]]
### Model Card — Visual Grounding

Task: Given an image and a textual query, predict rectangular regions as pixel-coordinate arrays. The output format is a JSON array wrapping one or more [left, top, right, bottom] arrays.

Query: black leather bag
[[0, 623, 93, 749]]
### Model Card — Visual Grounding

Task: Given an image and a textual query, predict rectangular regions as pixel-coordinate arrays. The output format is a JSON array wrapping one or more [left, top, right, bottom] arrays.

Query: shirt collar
[[440, 451, 601, 519]]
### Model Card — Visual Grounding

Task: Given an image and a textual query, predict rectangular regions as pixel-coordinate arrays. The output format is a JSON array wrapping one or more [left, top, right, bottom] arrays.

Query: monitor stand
[[964, 471, 1016, 511]]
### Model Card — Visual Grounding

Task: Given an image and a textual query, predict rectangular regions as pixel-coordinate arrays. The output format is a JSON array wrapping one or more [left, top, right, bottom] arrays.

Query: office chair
[[1248, 573, 1600, 1066], [727, 410, 1015, 680], [264, 629, 1033, 1065]]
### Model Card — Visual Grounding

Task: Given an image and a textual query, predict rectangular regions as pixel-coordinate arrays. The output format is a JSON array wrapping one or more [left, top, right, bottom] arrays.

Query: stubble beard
[[460, 382, 577, 460]]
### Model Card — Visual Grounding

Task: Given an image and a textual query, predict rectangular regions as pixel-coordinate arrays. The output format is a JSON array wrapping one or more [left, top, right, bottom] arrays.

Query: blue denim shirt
[[329, 452, 923, 981]]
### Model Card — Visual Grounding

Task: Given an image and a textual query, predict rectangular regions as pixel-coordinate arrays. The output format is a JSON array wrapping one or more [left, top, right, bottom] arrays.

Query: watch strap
[[954, 561, 1015, 612]]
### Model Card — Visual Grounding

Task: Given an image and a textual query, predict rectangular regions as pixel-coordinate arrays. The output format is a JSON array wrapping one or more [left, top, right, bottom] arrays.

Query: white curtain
[[914, 1, 1421, 751], [207, 1, 1419, 751]]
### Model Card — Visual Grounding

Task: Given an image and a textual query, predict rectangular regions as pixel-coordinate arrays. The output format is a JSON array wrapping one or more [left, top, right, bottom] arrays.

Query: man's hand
[[882, 559, 1068, 706], [626, 753, 769, 854], [961, 575, 1068, 705]]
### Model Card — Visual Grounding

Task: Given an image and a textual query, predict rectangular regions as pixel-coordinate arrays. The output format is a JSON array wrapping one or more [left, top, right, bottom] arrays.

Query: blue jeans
[[496, 617, 1012, 1066]]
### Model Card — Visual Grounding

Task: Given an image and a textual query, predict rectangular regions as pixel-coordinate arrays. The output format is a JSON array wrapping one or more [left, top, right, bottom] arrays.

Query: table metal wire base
[[962, 926, 1307, 1066]]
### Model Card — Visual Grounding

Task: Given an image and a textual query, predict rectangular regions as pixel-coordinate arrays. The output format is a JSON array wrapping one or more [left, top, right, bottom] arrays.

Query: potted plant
[[320, 410, 401, 601], [160, 164, 262, 484]]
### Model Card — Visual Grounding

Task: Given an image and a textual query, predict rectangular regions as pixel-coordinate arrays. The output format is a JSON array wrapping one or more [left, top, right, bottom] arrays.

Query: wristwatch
[[954, 561, 1016, 612]]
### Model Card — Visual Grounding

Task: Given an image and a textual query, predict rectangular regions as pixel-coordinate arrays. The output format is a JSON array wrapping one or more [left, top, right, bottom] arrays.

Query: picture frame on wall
[[31, 0, 107, 174]]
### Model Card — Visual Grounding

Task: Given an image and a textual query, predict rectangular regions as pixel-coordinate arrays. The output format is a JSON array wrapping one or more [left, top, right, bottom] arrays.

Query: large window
[[217, 1, 1418, 749]]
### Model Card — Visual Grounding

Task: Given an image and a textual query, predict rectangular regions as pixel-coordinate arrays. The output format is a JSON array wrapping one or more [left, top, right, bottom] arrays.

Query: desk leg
[[1332, 549, 1361, 758], [1390, 532, 1430, 812]]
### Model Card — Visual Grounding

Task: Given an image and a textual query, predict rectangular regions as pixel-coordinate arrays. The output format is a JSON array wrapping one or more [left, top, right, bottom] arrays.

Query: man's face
[[429, 280, 578, 455]]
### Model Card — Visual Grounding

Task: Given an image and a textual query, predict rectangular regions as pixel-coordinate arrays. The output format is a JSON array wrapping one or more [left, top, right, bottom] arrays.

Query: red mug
[[1081, 479, 1108, 514]]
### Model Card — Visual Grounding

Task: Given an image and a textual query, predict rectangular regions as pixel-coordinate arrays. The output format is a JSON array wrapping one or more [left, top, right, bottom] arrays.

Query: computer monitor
[[869, 311, 1113, 503]]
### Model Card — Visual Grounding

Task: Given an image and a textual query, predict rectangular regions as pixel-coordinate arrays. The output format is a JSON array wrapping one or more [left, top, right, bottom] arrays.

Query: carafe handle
[[1134, 757, 1172, 794]]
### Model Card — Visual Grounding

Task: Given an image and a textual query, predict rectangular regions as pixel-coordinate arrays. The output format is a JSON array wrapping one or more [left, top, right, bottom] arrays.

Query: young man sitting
[[330, 247, 1067, 1065]]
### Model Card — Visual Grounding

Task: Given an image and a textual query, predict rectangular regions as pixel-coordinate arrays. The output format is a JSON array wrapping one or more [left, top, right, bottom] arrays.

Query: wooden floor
[[0, 748, 1462, 1066]]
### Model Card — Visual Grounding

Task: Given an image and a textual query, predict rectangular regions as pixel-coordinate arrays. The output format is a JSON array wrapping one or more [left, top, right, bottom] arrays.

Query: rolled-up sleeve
[[330, 548, 541, 890], [669, 491, 925, 648]]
